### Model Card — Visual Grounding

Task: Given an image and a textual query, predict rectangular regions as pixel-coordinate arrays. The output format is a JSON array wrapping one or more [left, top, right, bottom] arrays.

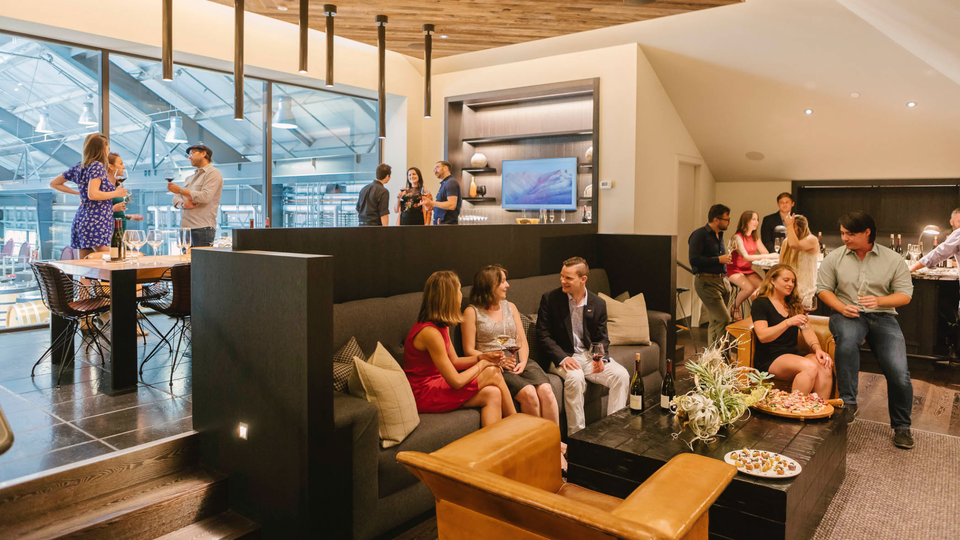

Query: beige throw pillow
[[599, 292, 651, 346], [352, 342, 420, 448]]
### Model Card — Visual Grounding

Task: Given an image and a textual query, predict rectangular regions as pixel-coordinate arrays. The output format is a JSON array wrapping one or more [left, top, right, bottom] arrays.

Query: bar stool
[[139, 263, 191, 386], [30, 262, 112, 387]]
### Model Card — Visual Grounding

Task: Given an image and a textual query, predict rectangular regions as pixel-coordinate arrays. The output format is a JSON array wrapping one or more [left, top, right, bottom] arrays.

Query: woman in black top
[[752, 264, 834, 397], [395, 167, 431, 225]]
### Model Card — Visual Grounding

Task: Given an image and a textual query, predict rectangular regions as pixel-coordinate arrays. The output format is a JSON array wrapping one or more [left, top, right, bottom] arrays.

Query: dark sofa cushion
[[378, 408, 481, 498]]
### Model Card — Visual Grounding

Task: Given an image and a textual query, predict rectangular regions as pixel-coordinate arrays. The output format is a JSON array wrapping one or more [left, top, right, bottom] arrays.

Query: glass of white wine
[[856, 278, 869, 311], [774, 237, 782, 254]]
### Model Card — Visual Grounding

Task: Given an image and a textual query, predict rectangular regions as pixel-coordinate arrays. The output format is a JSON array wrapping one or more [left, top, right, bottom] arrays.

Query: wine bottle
[[896, 234, 903, 255], [661, 357, 676, 411], [818, 231, 825, 256], [630, 353, 645, 414], [889, 234, 896, 251], [111, 218, 125, 260], [581, 205, 588, 224]]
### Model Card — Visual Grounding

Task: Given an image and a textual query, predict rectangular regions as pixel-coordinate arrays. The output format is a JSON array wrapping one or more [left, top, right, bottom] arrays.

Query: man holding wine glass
[[816, 211, 915, 449], [167, 144, 223, 247], [536, 257, 629, 433]]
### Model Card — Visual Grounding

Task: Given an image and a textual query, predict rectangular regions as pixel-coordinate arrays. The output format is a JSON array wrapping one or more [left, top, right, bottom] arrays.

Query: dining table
[[49, 254, 188, 394]]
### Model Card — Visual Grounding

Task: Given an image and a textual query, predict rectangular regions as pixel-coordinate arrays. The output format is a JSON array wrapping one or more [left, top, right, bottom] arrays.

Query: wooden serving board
[[752, 402, 835, 420]]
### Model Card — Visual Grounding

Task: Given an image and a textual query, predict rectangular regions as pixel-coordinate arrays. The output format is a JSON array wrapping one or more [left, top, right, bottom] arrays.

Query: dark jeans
[[829, 312, 913, 429], [190, 226, 215, 248]]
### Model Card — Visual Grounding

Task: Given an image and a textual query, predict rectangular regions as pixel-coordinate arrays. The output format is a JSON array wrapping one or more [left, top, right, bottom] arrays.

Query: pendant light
[[376, 14, 387, 139], [323, 4, 337, 87], [78, 100, 98, 126], [234, 0, 245, 120], [298, 0, 309, 73], [162, 0, 173, 81], [165, 116, 188, 143], [35, 110, 53, 134], [272, 96, 298, 129], [423, 24, 434, 119]]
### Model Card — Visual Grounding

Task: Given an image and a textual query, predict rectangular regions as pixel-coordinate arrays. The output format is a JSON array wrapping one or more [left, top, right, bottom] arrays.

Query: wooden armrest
[[431, 414, 562, 493], [611, 454, 736, 540]]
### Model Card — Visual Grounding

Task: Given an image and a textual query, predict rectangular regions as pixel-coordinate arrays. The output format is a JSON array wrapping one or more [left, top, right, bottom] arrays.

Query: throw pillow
[[599, 292, 651, 346], [520, 313, 540, 365], [352, 342, 420, 448], [333, 336, 365, 393]]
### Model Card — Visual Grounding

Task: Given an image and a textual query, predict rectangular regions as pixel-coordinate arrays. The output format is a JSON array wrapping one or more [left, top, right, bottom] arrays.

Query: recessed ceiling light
[[850, 92, 860, 98], [745, 151, 765, 161], [440, 35, 448, 39], [907, 101, 917, 108], [804, 109, 813, 115], [277, 5, 288, 11]]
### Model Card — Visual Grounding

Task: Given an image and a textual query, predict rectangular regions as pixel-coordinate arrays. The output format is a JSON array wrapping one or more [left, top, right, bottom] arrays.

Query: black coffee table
[[567, 403, 846, 540]]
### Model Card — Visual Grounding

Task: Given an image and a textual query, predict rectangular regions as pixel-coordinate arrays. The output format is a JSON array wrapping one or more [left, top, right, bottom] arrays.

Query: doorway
[[676, 161, 701, 327]]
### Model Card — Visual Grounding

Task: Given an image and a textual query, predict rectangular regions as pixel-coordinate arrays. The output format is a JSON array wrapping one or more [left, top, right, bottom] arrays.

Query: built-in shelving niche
[[444, 79, 599, 225]]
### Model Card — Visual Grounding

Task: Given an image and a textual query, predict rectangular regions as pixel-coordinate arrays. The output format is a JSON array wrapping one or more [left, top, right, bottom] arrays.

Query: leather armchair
[[726, 315, 839, 398], [397, 414, 736, 540]]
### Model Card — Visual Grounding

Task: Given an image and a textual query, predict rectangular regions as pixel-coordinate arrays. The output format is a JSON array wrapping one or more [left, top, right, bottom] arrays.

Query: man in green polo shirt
[[816, 211, 914, 449]]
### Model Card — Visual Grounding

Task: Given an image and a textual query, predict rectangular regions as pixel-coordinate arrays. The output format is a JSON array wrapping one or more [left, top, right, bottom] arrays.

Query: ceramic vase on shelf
[[470, 153, 488, 168], [585, 146, 594, 164], [469, 177, 478, 198]]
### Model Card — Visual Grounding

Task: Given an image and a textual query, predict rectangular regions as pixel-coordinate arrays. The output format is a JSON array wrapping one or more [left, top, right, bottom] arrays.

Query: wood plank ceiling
[[207, 0, 740, 59]]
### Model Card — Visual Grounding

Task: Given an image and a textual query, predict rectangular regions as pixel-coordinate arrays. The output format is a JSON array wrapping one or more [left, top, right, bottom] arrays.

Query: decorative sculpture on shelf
[[470, 153, 488, 168], [585, 146, 593, 164]]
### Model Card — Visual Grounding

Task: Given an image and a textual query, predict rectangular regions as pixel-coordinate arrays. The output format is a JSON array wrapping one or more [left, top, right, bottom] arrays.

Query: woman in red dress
[[728, 210, 778, 320], [404, 270, 517, 426]]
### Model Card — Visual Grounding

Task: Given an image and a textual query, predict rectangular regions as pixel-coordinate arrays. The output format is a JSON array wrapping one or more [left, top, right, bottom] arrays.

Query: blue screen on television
[[501, 157, 578, 211]]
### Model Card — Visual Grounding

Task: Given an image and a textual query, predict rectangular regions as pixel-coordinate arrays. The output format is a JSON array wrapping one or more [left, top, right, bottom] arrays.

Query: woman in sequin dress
[[50, 134, 128, 259]]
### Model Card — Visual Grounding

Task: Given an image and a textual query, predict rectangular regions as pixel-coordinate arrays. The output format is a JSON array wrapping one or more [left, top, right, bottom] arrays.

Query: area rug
[[813, 419, 960, 540]]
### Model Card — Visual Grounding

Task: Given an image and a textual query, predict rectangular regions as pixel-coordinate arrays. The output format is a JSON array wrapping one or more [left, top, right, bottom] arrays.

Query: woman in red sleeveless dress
[[728, 211, 778, 320], [404, 271, 516, 426]]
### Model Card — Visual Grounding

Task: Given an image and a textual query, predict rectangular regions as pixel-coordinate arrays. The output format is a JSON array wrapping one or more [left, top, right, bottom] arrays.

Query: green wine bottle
[[111, 218, 125, 260]]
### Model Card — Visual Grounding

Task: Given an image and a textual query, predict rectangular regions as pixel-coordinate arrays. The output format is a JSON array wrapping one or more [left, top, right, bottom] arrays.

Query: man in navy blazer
[[536, 257, 629, 433]]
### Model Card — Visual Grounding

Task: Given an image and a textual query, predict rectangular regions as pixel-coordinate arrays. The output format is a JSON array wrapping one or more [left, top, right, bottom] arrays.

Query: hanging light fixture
[[376, 14, 387, 139], [323, 4, 337, 87], [35, 110, 53, 134], [234, 0, 245, 120], [162, 0, 173, 81], [423, 24, 434, 119], [298, 0, 309, 73], [78, 100, 98, 126], [165, 116, 188, 143], [272, 96, 298, 129]]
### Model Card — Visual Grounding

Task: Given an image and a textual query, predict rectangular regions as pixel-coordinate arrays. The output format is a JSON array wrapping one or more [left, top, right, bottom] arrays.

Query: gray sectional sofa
[[332, 269, 670, 540]]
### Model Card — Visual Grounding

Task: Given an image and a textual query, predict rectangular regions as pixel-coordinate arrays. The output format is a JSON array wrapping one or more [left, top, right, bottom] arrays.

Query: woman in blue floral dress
[[50, 133, 128, 258]]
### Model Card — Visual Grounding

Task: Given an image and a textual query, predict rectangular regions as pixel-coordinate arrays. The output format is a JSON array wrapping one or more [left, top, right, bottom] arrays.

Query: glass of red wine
[[590, 342, 605, 371]]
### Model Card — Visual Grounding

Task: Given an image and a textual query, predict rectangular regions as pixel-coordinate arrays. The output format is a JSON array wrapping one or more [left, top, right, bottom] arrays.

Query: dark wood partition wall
[[192, 250, 340, 538], [233, 223, 598, 303]]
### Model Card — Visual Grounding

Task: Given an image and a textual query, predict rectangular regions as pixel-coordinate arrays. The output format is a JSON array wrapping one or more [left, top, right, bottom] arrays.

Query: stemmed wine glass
[[856, 277, 869, 311], [146, 230, 164, 259], [801, 295, 818, 328], [560, 210, 566, 223], [549, 210, 555, 223], [176, 228, 192, 261], [124, 230, 146, 265], [590, 342, 606, 372], [774, 237, 782, 254]]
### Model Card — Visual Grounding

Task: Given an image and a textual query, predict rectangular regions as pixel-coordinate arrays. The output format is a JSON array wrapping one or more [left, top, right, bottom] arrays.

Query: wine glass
[[560, 210, 566, 223], [122, 229, 137, 264], [549, 209, 555, 223], [801, 295, 817, 328], [774, 237, 782, 254], [146, 229, 164, 258], [590, 342, 605, 372], [124, 230, 146, 265], [176, 228, 192, 261], [856, 277, 869, 311]]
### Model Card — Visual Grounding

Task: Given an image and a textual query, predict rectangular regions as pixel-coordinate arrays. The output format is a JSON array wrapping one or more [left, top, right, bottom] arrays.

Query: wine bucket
[[6, 300, 50, 328]]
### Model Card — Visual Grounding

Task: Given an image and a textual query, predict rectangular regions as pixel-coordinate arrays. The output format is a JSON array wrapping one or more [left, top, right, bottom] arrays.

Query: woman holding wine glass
[[403, 271, 515, 427], [107, 153, 144, 230], [461, 265, 562, 458], [394, 167, 432, 226], [727, 211, 778, 321], [780, 214, 820, 309], [751, 264, 834, 396]]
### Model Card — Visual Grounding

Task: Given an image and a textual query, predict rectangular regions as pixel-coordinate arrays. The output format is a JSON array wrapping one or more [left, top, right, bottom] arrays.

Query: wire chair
[[30, 263, 112, 387], [139, 263, 190, 387]]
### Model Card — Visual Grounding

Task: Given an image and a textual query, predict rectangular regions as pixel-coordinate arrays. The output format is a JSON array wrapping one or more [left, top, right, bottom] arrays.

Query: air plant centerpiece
[[672, 338, 772, 447]]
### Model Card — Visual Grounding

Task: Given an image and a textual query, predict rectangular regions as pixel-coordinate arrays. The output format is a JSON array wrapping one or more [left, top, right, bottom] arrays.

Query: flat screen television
[[500, 157, 578, 211]]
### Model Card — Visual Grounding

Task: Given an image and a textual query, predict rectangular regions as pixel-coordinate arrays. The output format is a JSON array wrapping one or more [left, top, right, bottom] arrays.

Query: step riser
[[0, 433, 198, 524], [42, 477, 227, 540]]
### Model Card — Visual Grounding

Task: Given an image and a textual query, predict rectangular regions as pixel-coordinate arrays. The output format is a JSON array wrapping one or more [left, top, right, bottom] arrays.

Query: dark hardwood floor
[[0, 316, 192, 484]]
